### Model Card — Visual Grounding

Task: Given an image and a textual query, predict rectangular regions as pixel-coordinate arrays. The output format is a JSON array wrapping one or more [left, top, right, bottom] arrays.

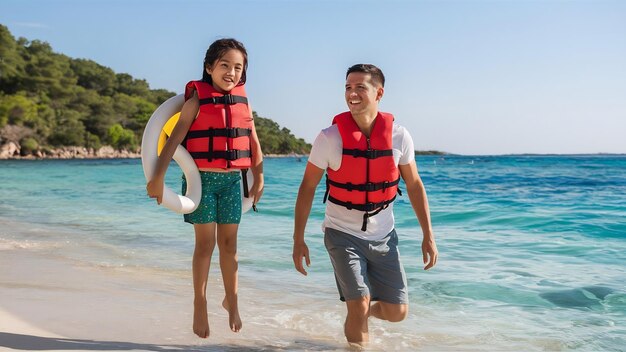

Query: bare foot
[[193, 298, 209, 338], [347, 341, 367, 351], [222, 297, 242, 332]]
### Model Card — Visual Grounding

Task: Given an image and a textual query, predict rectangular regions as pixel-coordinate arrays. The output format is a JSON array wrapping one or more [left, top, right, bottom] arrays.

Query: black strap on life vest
[[187, 128, 252, 162], [199, 94, 248, 106], [322, 147, 398, 231], [342, 148, 393, 159], [186, 127, 252, 139], [325, 194, 396, 212], [188, 149, 251, 161], [325, 176, 401, 193], [323, 176, 402, 205], [361, 204, 388, 231], [326, 195, 397, 231], [186, 94, 250, 162]]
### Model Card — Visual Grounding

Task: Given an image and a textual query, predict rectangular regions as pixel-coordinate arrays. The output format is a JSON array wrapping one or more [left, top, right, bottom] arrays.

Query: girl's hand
[[146, 178, 164, 205], [248, 179, 264, 206]]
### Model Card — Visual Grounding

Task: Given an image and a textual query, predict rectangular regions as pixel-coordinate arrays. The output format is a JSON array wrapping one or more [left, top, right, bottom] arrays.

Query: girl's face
[[206, 49, 245, 93]]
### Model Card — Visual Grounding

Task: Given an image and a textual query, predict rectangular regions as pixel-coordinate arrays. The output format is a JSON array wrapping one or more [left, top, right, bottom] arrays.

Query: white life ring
[[141, 94, 201, 214], [141, 94, 256, 215]]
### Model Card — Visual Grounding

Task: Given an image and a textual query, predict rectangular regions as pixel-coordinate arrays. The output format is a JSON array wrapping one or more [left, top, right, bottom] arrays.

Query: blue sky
[[2, 0, 625, 155]]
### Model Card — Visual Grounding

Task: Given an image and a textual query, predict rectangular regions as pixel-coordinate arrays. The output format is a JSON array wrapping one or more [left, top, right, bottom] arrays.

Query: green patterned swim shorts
[[182, 171, 242, 225]]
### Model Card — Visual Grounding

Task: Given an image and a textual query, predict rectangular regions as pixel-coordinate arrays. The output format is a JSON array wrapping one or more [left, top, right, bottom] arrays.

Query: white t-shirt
[[308, 123, 415, 240]]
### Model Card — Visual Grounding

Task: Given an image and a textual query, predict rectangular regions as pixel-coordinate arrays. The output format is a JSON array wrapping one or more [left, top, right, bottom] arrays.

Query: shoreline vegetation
[[0, 24, 311, 160], [0, 143, 312, 160]]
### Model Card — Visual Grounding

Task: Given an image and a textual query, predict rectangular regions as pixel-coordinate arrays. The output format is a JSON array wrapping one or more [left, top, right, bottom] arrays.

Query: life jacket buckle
[[224, 150, 237, 160]]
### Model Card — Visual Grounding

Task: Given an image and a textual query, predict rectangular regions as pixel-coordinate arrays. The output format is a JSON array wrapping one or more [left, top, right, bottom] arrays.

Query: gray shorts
[[324, 227, 408, 304]]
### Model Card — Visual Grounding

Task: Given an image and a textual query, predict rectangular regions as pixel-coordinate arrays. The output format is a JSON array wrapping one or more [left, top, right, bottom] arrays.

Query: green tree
[[116, 73, 150, 97], [71, 58, 116, 96], [148, 89, 176, 105], [0, 25, 26, 94], [47, 110, 85, 146], [20, 136, 39, 155], [21, 40, 77, 101], [0, 92, 37, 127], [107, 123, 137, 150]]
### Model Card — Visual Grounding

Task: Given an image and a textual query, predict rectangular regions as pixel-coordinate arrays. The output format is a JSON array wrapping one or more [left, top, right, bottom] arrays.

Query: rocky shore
[[0, 142, 141, 160], [0, 142, 309, 160]]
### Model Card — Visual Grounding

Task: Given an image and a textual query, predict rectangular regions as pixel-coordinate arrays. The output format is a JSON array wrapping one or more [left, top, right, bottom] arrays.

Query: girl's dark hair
[[346, 64, 385, 87], [201, 38, 248, 86]]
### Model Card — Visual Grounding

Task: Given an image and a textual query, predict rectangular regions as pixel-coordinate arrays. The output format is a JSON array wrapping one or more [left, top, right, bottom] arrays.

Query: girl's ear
[[205, 66, 212, 75]]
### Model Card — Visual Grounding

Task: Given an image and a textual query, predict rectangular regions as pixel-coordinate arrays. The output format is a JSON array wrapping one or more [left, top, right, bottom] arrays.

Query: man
[[292, 64, 438, 347]]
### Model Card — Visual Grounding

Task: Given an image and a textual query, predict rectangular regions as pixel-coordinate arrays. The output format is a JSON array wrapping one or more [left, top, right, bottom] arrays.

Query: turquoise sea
[[1, 155, 625, 351]]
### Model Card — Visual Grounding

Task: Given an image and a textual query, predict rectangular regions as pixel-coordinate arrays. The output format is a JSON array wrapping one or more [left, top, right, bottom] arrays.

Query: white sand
[[0, 242, 344, 351]]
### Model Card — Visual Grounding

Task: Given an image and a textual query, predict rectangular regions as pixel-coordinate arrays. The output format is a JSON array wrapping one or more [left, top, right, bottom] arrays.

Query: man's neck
[[351, 110, 378, 137]]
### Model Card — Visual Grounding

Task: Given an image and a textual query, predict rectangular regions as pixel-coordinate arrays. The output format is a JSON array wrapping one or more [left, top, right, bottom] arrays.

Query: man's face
[[345, 72, 383, 115]]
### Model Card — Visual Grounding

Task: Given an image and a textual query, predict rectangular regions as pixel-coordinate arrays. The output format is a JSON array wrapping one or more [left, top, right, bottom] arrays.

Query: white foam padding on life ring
[[141, 94, 202, 214]]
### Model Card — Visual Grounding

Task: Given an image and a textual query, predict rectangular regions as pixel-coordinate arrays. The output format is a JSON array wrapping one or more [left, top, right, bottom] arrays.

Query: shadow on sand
[[0, 332, 342, 351]]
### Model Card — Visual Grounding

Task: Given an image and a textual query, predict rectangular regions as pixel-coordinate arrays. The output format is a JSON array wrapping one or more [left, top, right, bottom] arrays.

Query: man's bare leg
[[344, 296, 370, 347], [192, 223, 217, 338], [217, 223, 242, 332], [369, 301, 408, 322]]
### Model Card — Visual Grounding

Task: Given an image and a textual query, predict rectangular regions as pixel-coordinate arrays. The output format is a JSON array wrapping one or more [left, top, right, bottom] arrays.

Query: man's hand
[[422, 238, 438, 270], [292, 240, 311, 276]]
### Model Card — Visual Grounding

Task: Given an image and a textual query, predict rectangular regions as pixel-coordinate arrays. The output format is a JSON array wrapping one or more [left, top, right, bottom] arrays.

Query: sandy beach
[[0, 225, 343, 352]]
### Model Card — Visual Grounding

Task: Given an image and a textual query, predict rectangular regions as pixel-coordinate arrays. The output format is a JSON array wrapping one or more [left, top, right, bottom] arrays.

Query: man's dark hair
[[346, 64, 385, 87]]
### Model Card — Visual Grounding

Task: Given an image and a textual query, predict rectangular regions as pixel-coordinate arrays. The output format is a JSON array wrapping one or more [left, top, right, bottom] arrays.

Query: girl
[[147, 38, 264, 338]]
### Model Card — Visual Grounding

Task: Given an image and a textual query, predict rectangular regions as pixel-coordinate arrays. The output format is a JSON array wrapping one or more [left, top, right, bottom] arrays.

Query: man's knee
[[381, 303, 408, 322], [346, 296, 370, 319]]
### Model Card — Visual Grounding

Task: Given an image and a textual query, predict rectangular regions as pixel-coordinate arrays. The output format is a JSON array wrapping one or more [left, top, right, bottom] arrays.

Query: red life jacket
[[183, 80, 252, 169], [324, 111, 401, 231]]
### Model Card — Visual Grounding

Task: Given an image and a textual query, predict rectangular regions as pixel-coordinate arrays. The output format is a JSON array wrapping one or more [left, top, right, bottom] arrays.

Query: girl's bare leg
[[192, 223, 217, 338], [217, 223, 242, 332]]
